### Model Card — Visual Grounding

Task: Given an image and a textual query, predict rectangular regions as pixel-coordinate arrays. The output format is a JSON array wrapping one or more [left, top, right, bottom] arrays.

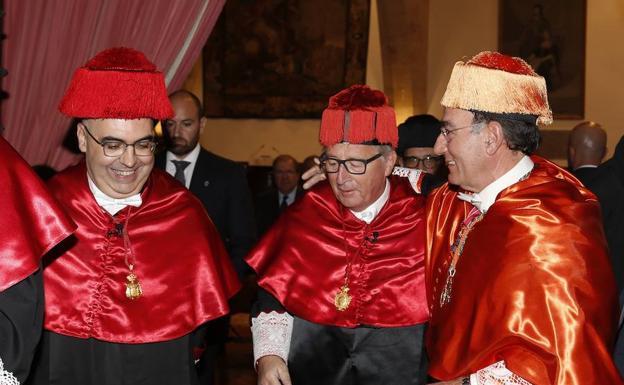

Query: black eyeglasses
[[83, 126, 157, 157], [320, 153, 383, 175], [440, 122, 482, 139], [403, 155, 442, 169]]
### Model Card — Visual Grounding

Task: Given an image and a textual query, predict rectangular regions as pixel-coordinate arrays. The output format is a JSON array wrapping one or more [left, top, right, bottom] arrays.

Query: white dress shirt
[[458, 156, 534, 213], [88, 176, 142, 216], [351, 179, 390, 224], [165, 143, 201, 189]]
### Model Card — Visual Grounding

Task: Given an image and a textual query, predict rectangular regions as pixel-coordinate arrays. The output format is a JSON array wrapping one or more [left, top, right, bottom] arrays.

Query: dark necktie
[[279, 195, 289, 212], [172, 160, 190, 186]]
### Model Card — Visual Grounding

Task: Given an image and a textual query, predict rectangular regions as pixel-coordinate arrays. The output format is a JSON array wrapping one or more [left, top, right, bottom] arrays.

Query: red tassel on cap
[[319, 85, 398, 148], [319, 109, 345, 146], [373, 106, 398, 148], [59, 47, 173, 120], [348, 111, 376, 144]]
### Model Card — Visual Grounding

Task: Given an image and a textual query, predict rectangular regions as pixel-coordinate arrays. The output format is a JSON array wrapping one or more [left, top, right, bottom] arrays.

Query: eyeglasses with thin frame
[[403, 154, 443, 169], [320, 152, 383, 175], [440, 122, 482, 138], [82, 126, 157, 157]]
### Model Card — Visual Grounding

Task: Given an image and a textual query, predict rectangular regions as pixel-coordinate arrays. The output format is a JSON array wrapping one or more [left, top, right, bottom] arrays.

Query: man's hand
[[257, 355, 292, 385], [301, 157, 326, 190]]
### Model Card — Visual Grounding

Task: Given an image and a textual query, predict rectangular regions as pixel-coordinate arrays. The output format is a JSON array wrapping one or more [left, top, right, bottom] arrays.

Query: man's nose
[[168, 124, 180, 137], [433, 133, 447, 156], [119, 145, 138, 167], [335, 163, 350, 184]]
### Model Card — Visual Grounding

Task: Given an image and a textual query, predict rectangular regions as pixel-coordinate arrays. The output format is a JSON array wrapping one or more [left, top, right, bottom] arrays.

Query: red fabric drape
[[1, 0, 225, 170]]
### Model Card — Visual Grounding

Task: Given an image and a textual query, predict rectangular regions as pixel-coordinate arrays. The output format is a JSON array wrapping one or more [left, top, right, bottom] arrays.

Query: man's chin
[[169, 146, 192, 156], [337, 195, 363, 211]]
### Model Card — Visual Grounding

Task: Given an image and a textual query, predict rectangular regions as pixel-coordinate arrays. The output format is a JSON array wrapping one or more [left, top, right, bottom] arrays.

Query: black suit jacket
[[156, 148, 257, 277], [573, 164, 624, 292], [572, 166, 600, 190], [254, 187, 304, 237]]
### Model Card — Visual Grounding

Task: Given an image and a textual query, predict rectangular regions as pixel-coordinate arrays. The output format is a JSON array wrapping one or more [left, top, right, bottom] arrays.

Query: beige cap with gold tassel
[[441, 51, 553, 125]]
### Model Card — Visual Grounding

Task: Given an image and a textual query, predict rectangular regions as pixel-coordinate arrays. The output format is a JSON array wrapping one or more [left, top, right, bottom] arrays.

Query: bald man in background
[[568, 121, 607, 183], [569, 122, 624, 291]]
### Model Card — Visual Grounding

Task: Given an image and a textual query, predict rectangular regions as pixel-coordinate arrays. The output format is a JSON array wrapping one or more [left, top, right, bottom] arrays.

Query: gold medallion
[[125, 272, 143, 300], [334, 285, 352, 311]]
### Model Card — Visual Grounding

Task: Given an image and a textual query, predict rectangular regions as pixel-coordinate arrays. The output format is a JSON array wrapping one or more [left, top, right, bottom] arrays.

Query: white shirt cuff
[[251, 311, 294, 366], [0, 358, 19, 385], [471, 361, 533, 385]]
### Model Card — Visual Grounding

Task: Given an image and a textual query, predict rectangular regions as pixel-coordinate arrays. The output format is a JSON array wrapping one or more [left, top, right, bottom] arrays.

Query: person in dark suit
[[568, 121, 607, 185], [254, 154, 304, 236], [568, 122, 624, 291], [595, 136, 624, 287], [156, 89, 256, 385], [157, 90, 256, 277], [603, 136, 624, 376]]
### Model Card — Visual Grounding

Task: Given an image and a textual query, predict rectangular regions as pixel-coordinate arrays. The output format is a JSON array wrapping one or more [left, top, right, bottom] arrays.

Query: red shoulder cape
[[425, 156, 622, 384], [43, 163, 240, 343], [247, 177, 429, 328], [0, 137, 75, 292]]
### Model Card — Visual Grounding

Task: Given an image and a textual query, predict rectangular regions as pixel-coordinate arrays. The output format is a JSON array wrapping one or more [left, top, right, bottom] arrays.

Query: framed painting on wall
[[202, 0, 370, 119], [499, 0, 586, 120]]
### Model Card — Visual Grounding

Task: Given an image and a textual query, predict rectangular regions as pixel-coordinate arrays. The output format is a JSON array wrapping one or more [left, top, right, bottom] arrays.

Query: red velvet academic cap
[[320, 85, 398, 148], [59, 47, 173, 120]]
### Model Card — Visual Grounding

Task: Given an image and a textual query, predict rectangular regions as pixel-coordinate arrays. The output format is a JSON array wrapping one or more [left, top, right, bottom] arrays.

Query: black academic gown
[[1, 270, 45, 383], [29, 164, 240, 385], [248, 177, 429, 385]]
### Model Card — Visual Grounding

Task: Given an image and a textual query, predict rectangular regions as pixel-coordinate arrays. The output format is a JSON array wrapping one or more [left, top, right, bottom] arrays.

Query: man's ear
[[384, 151, 397, 176], [76, 122, 88, 153], [484, 121, 505, 155], [199, 116, 207, 136]]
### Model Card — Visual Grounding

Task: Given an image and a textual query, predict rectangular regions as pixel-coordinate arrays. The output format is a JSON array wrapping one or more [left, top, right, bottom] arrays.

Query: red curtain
[[1, 0, 225, 169]]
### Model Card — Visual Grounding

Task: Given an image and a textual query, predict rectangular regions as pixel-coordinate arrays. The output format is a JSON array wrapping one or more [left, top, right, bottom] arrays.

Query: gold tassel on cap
[[441, 51, 553, 125]]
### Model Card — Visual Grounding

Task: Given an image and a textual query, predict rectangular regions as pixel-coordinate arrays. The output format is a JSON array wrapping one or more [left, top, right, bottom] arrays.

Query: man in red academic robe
[[0, 136, 75, 384], [425, 51, 623, 384], [29, 47, 240, 385], [247, 85, 430, 385]]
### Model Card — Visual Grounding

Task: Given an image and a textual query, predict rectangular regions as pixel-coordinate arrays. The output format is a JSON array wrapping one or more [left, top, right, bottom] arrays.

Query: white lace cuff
[[392, 167, 423, 194], [471, 361, 533, 385], [251, 311, 294, 366], [0, 358, 19, 385]]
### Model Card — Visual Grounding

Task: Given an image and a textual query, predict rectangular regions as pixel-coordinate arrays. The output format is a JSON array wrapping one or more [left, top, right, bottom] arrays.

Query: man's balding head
[[568, 121, 607, 170], [164, 90, 206, 156]]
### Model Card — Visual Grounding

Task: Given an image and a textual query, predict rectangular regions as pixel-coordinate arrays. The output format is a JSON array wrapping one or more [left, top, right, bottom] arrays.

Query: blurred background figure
[[398, 114, 444, 173], [158, 89, 257, 278], [568, 121, 607, 181], [397, 114, 447, 189], [254, 154, 303, 237], [157, 89, 256, 385]]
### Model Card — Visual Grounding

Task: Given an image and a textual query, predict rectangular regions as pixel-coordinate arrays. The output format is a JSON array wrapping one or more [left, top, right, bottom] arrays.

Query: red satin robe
[[426, 156, 623, 384], [0, 137, 75, 292], [0, 137, 74, 382], [247, 176, 429, 328], [43, 163, 240, 343]]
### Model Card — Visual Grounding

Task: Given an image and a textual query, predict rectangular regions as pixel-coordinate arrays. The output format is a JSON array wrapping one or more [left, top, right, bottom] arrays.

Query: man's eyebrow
[[100, 135, 154, 142]]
